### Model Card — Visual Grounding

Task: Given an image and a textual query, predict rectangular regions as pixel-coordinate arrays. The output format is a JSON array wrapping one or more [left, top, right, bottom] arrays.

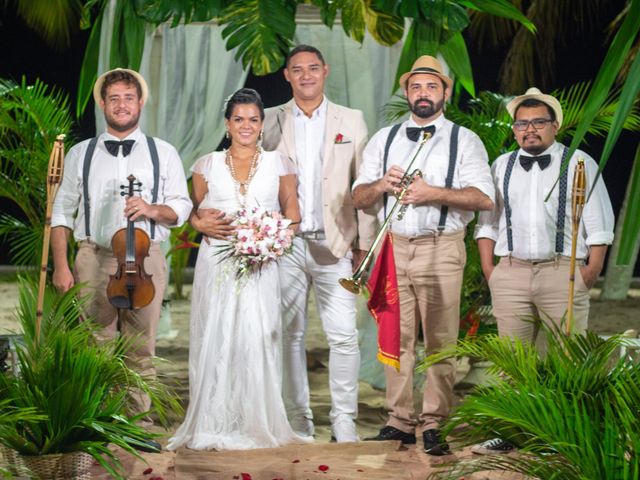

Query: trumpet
[[339, 130, 433, 294]]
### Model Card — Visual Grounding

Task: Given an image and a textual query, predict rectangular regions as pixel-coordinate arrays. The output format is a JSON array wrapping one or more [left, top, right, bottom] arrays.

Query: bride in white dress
[[167, 89, 311, 451]]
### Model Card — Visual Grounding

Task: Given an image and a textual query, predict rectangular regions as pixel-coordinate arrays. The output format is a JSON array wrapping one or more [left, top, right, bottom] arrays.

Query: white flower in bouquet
[[215, 206, 295, 278]]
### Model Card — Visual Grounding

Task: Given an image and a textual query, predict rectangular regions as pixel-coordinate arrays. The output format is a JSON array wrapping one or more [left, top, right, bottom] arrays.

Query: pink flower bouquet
[[216, 206, 295, 278]]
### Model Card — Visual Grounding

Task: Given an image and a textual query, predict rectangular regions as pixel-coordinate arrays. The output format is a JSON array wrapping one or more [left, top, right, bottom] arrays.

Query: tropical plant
[[167, 223, 200, 300], [0, 276, 183, 479], [418, 322, 640, 479], [58, 0, 533, 116], [0, 78, 74, 266], [467, 0, 638, 94]]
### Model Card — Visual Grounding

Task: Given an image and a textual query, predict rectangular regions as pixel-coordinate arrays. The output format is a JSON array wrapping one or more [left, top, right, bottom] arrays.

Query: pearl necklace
[[225, 147, 261, 201]]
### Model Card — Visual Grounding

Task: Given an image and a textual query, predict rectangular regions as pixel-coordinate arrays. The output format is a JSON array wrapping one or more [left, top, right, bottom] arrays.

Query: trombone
[[339, 130, 434, 294]]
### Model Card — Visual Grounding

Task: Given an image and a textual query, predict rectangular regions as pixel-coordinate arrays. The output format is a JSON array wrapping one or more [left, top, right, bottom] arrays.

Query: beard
[[409, 97, 444, 119], [521, 134, 547, 155], [104, 110, 140, 133]]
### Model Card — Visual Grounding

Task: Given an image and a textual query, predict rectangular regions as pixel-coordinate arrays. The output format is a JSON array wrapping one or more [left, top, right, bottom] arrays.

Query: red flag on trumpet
[[366, 232, 401, 371]]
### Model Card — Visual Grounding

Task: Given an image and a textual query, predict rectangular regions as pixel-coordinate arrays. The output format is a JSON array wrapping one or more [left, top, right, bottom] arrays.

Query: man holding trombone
[[472, 88, 614, 455], [352, 56, 494, 455]]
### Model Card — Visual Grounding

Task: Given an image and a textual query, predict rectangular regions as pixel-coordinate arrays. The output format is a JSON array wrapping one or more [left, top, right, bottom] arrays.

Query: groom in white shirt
[[263, 44, 377, 442]]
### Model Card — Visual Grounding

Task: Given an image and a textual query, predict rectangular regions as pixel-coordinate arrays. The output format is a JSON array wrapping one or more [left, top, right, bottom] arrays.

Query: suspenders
[[502, 145, 570, 259], [382, 123, 460, 228], [82, 135, 160, 240]]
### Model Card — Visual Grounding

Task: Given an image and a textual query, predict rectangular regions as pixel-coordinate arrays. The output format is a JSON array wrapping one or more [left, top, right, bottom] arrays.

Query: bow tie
[[519, 154, 551, 172], [104, 139, 135, 157], [406, 125, 436, 142]]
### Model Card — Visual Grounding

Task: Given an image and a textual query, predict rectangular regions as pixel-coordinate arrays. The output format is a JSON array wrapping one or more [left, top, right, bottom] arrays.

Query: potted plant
[[419, 321, 640, 479], [0, 277, 183, 479]]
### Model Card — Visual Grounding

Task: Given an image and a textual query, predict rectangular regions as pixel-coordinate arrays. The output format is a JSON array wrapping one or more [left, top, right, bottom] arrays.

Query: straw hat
[[93, 68, 149, 105], [399, 55, 453, 91], [506, 87, 563, 128]]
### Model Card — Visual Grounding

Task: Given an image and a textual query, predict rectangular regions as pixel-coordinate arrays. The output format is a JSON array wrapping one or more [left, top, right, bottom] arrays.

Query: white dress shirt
[[52, 128, 192, 249], [293, 97, 327, 232], [354, 114, 494, 236], [474, 141, 614, 260]]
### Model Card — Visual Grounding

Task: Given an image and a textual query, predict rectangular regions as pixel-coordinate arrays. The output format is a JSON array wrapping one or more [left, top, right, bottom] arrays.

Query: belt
[[296, 230, 326, 240]]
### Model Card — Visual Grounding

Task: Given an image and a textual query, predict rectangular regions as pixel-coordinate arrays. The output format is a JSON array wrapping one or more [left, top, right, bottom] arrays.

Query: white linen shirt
[[354, 114, 494, 236], [293, 96, 327, 232], [474, 141, 614, 260], [51, 128, 192, 249]]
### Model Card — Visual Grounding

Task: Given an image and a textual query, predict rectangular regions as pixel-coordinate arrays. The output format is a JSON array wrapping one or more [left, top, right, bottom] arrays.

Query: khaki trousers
[[489, 257, 589, 345], [385, 230, 465, 433], [74, 241, 167, 415]]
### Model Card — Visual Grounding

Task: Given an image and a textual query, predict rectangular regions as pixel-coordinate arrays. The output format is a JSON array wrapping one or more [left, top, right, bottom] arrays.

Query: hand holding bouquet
[[216, 206, 295, 278]]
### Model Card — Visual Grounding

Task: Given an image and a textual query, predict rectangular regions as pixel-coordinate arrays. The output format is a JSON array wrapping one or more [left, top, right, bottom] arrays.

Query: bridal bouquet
[[216, 206, 295, 278]]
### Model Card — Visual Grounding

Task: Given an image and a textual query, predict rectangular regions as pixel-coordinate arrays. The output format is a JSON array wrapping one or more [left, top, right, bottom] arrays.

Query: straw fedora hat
[[93, 68, 149, 105], [399, 55, 453, 91], [506, 87, 563, 128]]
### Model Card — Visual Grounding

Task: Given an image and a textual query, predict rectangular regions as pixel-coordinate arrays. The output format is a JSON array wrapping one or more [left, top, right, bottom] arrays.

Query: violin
[[107, 174, 155, 310]]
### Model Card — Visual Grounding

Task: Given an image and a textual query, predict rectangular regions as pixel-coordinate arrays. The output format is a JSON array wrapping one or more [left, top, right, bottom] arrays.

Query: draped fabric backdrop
[[94, 1, 404, 382], [95, 2, 404, 173]]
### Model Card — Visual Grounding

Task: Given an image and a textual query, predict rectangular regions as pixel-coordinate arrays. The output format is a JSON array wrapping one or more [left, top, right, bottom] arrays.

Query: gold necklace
[[226, 147, 261, 199]]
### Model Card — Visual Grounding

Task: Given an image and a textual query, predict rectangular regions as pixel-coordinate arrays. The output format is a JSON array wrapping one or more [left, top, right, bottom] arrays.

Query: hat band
[[412, 67, 442, 75]]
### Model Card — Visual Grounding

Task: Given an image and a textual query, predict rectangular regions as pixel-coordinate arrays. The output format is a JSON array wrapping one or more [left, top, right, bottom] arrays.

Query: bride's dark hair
[[224, 88, 265, 120]]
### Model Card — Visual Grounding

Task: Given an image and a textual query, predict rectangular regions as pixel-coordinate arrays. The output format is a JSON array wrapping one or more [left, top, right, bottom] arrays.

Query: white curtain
[[95, 1, 247, 171]]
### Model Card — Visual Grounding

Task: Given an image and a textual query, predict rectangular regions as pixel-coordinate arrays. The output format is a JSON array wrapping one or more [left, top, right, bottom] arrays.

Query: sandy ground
[[1, 277, 639, 479]]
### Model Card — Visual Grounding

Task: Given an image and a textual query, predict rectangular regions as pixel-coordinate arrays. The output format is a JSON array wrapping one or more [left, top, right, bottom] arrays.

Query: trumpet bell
[[339, 277, 362, 295]]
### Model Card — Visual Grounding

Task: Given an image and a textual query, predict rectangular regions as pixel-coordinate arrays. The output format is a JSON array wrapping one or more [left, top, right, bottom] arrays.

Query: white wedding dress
[[167, 150, 312, 451]]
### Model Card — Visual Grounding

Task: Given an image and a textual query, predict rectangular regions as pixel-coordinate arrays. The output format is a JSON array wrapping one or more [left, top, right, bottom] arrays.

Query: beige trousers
[[489, 256, 589, 344], [74, 241, 167, 415], [384, 230, 465, 433]]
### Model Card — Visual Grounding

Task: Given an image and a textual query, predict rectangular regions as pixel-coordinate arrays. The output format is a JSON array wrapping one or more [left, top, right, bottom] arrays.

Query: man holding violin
[[352, 56, 494, 455], [51, 69, 192, 432]]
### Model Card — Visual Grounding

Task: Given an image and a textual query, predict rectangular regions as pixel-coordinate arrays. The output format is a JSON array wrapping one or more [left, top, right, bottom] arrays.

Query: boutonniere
[[334, 133, 351, 144]]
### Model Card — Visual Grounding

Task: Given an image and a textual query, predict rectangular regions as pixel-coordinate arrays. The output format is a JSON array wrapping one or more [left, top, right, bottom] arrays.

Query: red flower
[[142, 467, 153, 475], [334, 133, 344, 143], [241, 474, 252, 480], [318, 464, 329, 472]]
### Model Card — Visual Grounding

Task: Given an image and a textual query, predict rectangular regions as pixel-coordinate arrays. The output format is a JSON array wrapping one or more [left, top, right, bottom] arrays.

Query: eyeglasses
[[512, 118, 553, 131]]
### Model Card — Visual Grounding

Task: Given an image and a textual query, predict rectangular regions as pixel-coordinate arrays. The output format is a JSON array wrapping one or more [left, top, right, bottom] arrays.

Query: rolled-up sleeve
[[51, 143, 82, 230], [474, 158, 502, 241], [582, 155, 614, 246], [458, 130, 495, 201], [352, 128, 386, 190], [161, 147, 193, 228]]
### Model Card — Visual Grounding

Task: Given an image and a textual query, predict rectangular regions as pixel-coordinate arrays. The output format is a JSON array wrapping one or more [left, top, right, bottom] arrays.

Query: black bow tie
[[104, 139, 135, 157], [406, 125, 436, 142], [519, 154, 551, 172]]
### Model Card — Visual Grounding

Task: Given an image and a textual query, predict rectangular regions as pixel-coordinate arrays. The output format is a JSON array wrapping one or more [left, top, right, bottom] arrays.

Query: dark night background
[[0, 3, 637, 273]]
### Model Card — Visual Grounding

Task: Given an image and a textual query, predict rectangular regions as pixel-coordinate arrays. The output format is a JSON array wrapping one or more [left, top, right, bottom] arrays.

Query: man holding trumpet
[[352, 56, 494, 455], [472, 88, 614, 455]]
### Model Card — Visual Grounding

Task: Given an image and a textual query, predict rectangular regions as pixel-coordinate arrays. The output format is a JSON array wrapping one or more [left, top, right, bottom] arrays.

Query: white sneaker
[[331, 415, 359, 443], [290, 415, 315, 437], [471, 438, 515, 455]]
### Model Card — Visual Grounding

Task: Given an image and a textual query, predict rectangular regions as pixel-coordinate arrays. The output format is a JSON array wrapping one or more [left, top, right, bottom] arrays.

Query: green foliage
[[167, 223, 200, 300], [419, 324, 640, 479], [220, 0, 297, 75], [14, 0, 84, 50], [0, 78, 74, 266], [0, 276, 183, 479]]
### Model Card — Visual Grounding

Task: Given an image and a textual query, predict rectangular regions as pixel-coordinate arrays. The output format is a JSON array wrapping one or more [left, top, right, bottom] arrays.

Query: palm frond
[[420, 321, 640, 479], [13, 0, 84, 50]]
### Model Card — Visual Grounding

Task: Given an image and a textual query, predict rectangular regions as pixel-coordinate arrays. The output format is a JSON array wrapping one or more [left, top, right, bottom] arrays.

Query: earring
[[259, 130, 264, 143], [225, 130, 230, 140]]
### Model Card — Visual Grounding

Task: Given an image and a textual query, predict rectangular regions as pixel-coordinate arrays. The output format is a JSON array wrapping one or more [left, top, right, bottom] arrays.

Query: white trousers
[[280, 237, 360, 422]]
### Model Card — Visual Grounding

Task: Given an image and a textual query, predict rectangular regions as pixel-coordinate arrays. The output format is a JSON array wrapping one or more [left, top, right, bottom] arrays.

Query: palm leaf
[[13, 0, 84, 50], [220, 0, 297, 75], [615, 144, 640, 265]]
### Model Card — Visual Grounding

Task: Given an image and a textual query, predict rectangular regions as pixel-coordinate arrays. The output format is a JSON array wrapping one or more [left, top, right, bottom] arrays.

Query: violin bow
[[566, 158, 586, 336], [36, 134, 66, 342]]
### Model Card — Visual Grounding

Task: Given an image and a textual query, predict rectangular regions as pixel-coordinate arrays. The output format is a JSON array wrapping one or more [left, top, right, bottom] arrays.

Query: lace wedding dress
[[167, 150, 311, 450]]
